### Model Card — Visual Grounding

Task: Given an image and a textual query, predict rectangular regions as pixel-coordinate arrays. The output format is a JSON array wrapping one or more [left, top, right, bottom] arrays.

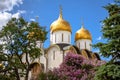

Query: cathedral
[[22, 8, 100, 79]]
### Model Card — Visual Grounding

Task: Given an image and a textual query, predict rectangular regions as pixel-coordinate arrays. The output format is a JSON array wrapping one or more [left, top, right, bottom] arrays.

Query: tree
[[93, 1, 120, 80], [0, 17, 47, 80], [93, 0, 120, 62], [94, 63, 120, 80]]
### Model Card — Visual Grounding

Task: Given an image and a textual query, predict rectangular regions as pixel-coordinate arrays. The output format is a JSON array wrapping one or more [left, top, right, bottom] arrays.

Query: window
[[68, 35, 70, 43], [62, 33, 64, 42], [85, 42, 86, 49], [53, 51, 55, 60], [79, 42, 80, 49]]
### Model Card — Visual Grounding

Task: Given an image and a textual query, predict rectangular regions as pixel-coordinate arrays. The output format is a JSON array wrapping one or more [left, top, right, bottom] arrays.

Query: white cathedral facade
[[22, 8, 100, 79]]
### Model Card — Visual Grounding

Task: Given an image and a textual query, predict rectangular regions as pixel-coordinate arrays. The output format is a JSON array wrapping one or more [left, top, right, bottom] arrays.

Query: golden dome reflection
[[50, 7, 71, 33], [75, 26, 92, 41]]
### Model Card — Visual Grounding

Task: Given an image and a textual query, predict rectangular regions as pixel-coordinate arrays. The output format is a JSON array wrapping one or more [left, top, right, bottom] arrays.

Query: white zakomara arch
[[46, 44, 63, 71]]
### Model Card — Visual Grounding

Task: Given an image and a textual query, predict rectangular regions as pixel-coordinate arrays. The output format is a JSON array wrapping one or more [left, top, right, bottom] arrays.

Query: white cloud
[[0, 0, 24, 47], [0, 10, 26, 30], [0, 0, 23, 12], [12, 12, 20, 19], [0, 0, 24, 30], [30, 19, 35, 22], [97, 36, 102, 40], [12, 10, 26, 18], [18, 10, 26, 14], [0, 12, 12, 30]]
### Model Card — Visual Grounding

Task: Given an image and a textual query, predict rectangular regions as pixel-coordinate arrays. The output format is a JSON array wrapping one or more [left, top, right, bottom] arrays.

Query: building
[[22, 7, 100, 80]]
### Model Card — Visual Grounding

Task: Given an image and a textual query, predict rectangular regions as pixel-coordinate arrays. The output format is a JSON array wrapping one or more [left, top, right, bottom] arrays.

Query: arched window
[[79, 42, 80, 49], [62, 33, 64, 42], [85, 42, 86, 49], [68, 35, 70, 43], [53, 51, 55, 60]]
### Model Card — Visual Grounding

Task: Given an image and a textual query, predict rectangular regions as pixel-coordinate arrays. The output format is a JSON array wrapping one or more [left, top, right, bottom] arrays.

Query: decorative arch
[[81, 49, 89, 59], [80, 49, 92, 59], [45, 44, 62, 71], [45, 44, 61, 57], [92, 53, 101, 60], [30, 62, 42, 80], [68, 46, 78, 54]]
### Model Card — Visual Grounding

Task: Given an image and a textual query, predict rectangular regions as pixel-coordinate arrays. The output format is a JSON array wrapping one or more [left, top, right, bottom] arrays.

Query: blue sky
[[0, 0, 114, 61]]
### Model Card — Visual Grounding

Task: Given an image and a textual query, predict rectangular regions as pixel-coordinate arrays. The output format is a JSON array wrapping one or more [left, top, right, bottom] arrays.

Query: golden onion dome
[[50, 7, 71, 33], [75, 26, 92, 41]]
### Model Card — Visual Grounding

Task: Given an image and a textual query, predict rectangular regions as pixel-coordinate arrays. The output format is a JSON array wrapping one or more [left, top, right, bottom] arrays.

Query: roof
[[56, 43, 70, 50], [46, 43, 100, 60]]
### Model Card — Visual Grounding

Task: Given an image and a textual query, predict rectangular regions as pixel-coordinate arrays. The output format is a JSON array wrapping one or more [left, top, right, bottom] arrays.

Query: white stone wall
[[50, 31, 71, 44], [76, 39, 92, 51], [50, 32, 53, 44], [22, 48, 46, 72], [40, 55, 46, 72], [36, 41, 43, 48], [47, 46, 63, 70]]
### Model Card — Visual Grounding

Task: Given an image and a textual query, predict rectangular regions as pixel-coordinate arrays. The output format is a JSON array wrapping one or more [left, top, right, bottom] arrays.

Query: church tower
[[75, 25, 92, 51], [46, 7, 72, 70], [50, 7, 72, 44]]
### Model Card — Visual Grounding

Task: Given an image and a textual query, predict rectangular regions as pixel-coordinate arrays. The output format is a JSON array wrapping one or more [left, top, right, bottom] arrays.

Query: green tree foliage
[[94, 63, 120, 80], [93, 1, 120, 61], [93, 1, 120, 80], [0, 17, 47, 80]]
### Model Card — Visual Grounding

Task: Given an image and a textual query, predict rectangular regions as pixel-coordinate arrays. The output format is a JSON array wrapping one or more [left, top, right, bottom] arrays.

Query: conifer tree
[[94, 1, 120, 80], [94, 0, 120, 62]]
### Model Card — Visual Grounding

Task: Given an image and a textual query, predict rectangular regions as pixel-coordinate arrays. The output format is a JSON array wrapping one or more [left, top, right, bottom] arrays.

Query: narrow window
[[79, 42, 80, 49], [53, 51, 55, 60], [85, 42, 86, 49], [62, 33, 64, 42], [68, 35, 70, 43]]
